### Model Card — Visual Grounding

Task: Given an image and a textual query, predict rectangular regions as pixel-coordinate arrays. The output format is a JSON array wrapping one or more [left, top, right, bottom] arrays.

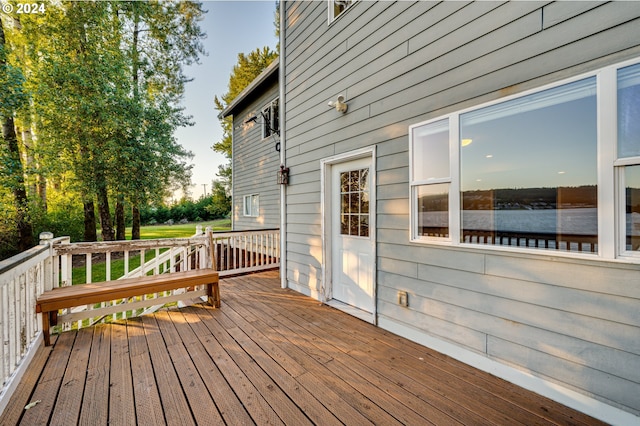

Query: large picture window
[[460, 78, 597, 252], [617, 63, 640, 253], [410, 57, 640, 260]]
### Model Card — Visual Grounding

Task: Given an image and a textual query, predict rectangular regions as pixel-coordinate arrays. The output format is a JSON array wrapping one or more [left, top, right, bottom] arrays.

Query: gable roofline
[[218, 59, 279, 120]]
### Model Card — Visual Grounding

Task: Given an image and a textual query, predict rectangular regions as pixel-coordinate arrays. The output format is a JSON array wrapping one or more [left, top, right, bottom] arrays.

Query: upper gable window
[[329, 0, 354, 23], [262, 98, 279, 139]]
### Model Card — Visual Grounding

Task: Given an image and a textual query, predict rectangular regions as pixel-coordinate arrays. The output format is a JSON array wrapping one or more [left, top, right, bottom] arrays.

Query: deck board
[[49, 327, 91, 425], [0, 339, 51, 426], [108, 322, 136, 426], [141, 314, 196, 426], [128, 317, 166, 426], [79, 324, 111, 425], [1, 270, 608, 425]]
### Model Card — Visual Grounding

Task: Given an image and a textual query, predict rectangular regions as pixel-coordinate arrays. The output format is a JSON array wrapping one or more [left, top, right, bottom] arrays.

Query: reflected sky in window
[[618, 63, 640, 158], [460, 78, 597, 193]]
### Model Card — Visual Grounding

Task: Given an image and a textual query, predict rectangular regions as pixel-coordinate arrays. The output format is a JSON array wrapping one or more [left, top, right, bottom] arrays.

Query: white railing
[[0, 227, 279, 417], [49, 227, 280, 329], [0, 234, 65, 416], [210, 228, 280, 276], [51, 232, 213, 330]]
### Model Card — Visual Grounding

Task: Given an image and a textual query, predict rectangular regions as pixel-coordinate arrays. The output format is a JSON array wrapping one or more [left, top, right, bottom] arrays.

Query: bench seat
[[36, 268, 219, 346]]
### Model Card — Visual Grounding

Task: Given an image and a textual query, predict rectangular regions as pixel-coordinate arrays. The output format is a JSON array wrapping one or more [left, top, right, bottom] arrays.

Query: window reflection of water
[[460, 208, 598, 235]]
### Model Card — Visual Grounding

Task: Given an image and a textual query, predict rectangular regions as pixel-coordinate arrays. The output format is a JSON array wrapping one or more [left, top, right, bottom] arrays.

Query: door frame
[[320, 146, 377, 324]]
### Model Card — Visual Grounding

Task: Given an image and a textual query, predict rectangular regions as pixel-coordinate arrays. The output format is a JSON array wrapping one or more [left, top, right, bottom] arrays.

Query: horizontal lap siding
[[233, 83, 281, 230], [284, 0, 640, 416]]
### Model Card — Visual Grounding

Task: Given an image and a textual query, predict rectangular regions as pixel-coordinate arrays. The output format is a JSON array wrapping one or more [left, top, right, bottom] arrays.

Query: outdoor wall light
[[277, 165, 290, 185], [328, 94, 348, 113]]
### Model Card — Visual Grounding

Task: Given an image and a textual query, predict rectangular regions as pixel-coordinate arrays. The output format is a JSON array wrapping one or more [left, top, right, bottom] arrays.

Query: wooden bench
[[36, 269, 219, 346]]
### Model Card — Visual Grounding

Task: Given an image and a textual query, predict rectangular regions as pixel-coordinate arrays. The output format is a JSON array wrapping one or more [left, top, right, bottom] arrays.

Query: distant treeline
[[462, 186, 598, 210], [420, 186, 607, 211]]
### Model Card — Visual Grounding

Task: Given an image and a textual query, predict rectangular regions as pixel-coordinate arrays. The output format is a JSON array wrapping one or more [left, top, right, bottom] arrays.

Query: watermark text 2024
[[2, 3, 46, 14]]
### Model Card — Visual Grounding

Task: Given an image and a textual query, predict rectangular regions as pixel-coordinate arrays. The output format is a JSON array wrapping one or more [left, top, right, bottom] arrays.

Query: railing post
[[205, 227, 214, 270], [39, 232, 55, 292], [58, 236, 72, 288]]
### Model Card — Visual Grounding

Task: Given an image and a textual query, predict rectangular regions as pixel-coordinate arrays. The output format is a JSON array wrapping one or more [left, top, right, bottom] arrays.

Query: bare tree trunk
[[1, 17, 33, 251], [20, 127, 37, 196], [3, 117, 34, 251], [38, 174, 47, 210], [83, 197, 97, 241], [115, 196, 125, 240], [96, 178, 114, 241], [132, 204, 141, 240]]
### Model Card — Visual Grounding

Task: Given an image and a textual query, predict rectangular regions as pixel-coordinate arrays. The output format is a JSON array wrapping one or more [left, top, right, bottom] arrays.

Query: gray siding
[[232, 82, 281, 230], [283, 0, 640, 417]]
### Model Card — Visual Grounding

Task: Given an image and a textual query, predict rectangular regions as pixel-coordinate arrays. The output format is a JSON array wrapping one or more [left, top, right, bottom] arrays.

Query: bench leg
[[42, 312, 51, 347], [207, 282, 220, 308]]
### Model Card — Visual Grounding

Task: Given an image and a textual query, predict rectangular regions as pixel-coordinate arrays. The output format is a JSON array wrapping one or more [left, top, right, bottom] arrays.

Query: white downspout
[[279, 0, 287, 289]]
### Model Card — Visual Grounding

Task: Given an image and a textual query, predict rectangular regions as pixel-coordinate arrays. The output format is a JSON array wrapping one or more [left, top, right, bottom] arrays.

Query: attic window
[[329, 0, 353, 23]]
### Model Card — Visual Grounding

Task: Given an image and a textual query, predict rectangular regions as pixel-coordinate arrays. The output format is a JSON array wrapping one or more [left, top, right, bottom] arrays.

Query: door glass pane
[[618, 63, 640, 158], [350, 215, 359, 235], [339, 167, 370, 237], [349, 171, 359, 191], [341, 215, 349, 235], [360, 215, 369, 237], [625, 165, 640, 252], [341, 193, 349, 214], [460, 77, 598, 252], [341, 172, 349, 192]]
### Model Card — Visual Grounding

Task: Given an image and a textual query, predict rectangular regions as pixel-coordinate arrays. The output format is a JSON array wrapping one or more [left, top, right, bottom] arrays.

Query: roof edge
[[218, 59, 280, 119]]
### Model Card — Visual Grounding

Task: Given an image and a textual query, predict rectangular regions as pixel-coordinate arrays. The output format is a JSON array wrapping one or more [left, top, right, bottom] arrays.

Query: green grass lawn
[[129, 218, 231, 239], [73, 219, 231, 284]]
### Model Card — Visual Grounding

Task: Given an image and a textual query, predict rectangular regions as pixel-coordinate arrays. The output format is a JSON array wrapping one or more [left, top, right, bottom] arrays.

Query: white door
[[331, 157, 374, 313]]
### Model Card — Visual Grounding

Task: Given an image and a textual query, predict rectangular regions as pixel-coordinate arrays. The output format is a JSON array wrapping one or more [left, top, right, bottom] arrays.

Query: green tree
[[28, 1, 130, 241], [113, 0, 205, 239], [206, 180, 231, 218], [0, 16, 33, 251], [213, 46, 278, 189]]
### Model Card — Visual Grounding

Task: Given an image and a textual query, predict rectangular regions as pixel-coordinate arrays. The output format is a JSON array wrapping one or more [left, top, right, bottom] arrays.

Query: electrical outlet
[[398, 291, 408, 307]]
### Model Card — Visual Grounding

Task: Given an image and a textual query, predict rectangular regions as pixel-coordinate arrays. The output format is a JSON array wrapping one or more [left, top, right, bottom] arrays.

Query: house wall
[[283, 0, 640, 419], [232, 81, 281, 230]]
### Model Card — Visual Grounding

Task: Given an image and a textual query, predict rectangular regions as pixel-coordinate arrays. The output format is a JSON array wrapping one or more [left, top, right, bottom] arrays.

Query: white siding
[[283, 0, 640, 418]]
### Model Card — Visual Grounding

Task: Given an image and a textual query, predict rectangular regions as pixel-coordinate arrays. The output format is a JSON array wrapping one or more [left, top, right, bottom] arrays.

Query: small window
[[262, 98, 279, 139], [411, 119, 450, 239], [328, 0, 354, 23], [243, 194, 259, 217]]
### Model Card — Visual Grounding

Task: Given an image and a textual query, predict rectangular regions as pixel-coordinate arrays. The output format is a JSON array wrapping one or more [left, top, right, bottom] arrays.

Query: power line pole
[[202, 183, 207, 197]]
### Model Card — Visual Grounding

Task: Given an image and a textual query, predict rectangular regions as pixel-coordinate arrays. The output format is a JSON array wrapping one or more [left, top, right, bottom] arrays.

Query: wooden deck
[[1, 270, 605, 425]]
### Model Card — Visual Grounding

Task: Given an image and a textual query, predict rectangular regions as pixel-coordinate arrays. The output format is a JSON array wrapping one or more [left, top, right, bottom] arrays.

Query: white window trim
[[243, 194, 259, 217], [409, 56, 640, 263]]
